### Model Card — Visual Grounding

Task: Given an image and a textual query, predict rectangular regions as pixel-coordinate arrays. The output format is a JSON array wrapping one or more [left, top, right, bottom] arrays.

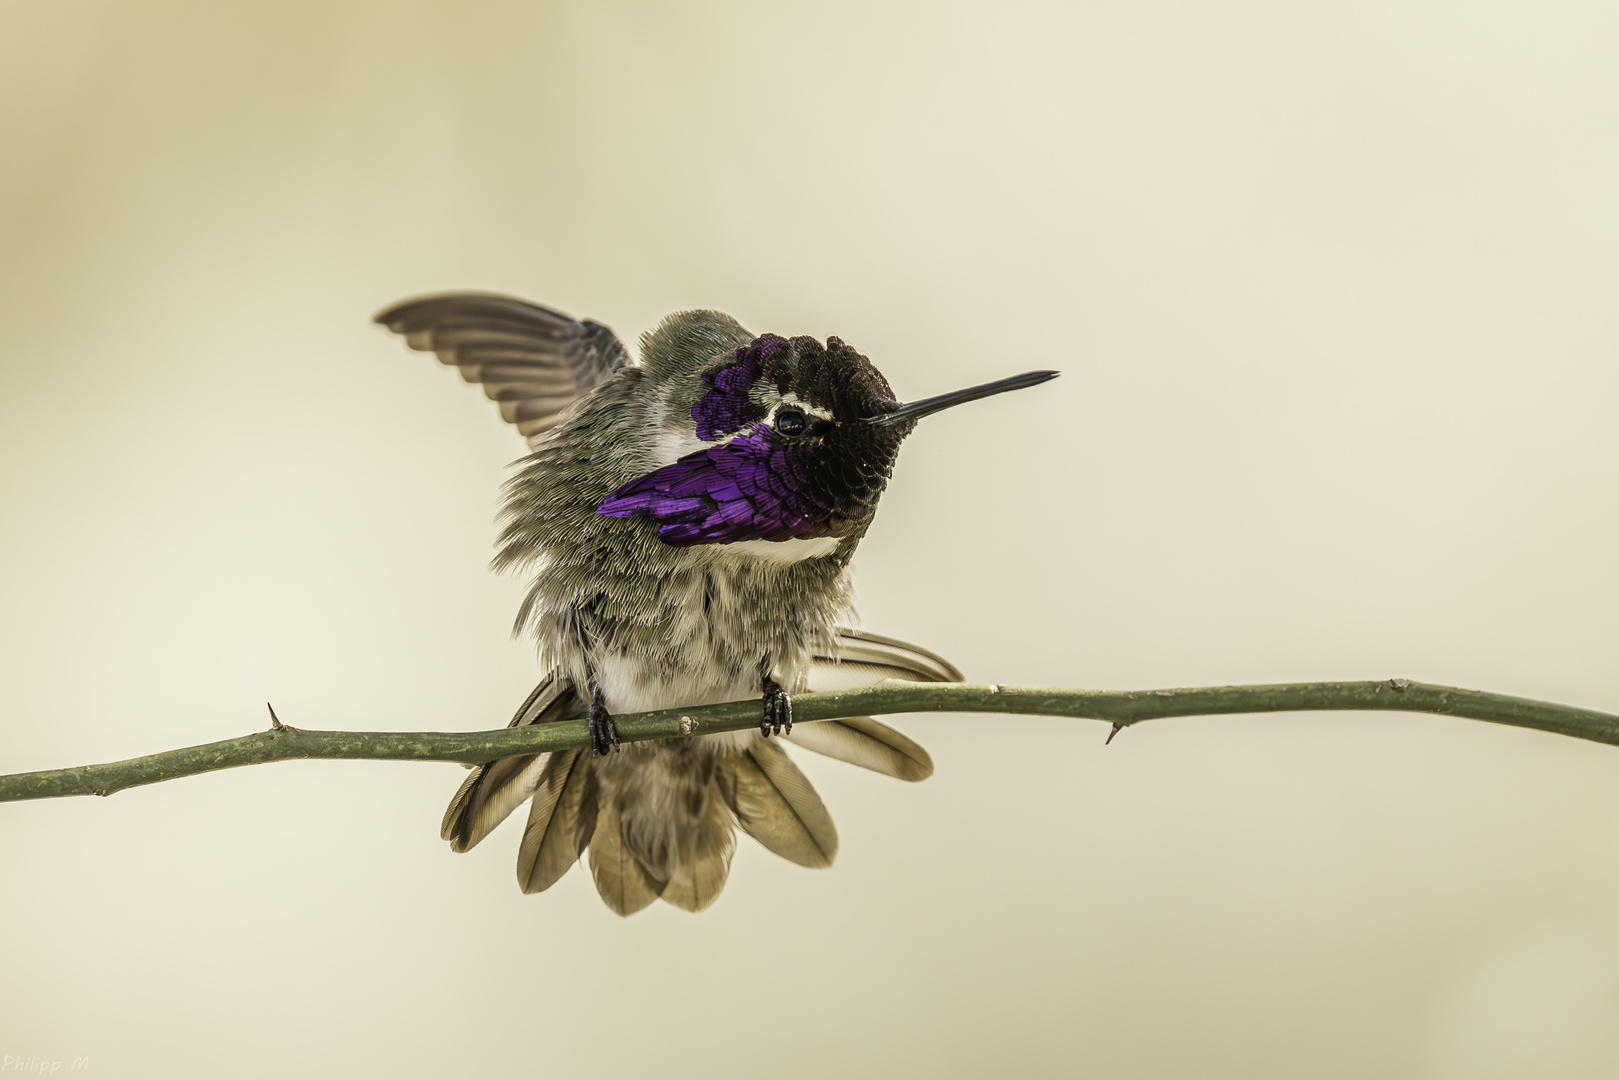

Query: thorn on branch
[[267, 703, 298, 733], [1105, 722, 1125, 746]]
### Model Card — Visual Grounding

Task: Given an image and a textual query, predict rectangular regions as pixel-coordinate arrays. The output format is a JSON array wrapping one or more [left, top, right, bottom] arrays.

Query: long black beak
[[865, 369, 1060, 428]]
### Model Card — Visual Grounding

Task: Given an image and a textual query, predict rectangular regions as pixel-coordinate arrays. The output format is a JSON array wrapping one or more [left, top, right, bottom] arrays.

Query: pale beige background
[[3, 2, 1618, 1077]]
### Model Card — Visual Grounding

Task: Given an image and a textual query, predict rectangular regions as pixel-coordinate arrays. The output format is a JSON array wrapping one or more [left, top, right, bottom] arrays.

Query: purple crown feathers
[[689, 333, 793, 441]]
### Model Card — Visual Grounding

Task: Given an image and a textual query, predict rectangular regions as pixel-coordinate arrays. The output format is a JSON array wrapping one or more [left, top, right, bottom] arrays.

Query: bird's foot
[[761, 678, 792, 737], [588, 699, 620, 756]]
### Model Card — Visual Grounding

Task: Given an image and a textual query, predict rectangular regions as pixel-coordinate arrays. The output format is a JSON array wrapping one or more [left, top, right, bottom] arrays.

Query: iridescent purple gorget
[[598, 335, 833, 546]]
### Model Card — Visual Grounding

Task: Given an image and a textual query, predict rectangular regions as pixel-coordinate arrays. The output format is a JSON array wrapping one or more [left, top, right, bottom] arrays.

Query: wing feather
[[783, 627, 961, 780], [441, 673, 583, 852], [375, 292, 630, 448], [810, 627, 965, 688]]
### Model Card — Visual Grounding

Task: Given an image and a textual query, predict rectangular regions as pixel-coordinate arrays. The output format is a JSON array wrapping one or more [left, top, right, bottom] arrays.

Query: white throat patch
[[720, 536, 842, 563]]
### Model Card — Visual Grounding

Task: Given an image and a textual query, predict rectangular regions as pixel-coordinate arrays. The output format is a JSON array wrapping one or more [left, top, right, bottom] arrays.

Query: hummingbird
[[375, 293, 1057, 915]]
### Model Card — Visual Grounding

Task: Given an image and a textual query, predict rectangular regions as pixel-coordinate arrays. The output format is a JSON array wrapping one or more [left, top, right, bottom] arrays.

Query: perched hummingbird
[[375, 293, 1056, 915]]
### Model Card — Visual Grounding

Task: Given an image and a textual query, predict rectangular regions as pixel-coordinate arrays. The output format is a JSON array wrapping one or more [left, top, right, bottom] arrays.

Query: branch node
[[679, 716, 697, 736], [1389, 678, 1412, 693]]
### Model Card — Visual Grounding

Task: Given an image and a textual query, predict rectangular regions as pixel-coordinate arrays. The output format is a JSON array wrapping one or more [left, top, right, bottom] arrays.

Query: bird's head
[[599, 331, 1056, 550]]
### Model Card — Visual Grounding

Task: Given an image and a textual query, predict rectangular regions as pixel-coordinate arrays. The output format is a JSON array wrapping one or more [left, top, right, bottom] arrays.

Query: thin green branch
[[3, 678, 1617, 803]]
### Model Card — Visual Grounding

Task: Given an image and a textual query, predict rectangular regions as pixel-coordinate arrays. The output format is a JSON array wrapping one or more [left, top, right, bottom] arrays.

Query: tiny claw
[[760, 678, 792, 737], [588, 702, 620, 756], [586, 679, 620, 756]]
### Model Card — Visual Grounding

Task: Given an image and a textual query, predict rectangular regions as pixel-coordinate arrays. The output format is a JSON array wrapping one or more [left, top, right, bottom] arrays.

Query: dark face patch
[[600, 333, 910, 548]]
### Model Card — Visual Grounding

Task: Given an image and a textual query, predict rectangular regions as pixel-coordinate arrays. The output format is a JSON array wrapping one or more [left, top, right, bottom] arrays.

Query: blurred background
[[3, 1, 1618, 1076]]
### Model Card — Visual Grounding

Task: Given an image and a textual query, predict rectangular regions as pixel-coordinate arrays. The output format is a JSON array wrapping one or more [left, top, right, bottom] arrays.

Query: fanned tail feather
[[656, 782, 738, 913], [442, 754, 549, 852], [516, 749, 598, 894], [782, 715, 934, 782], [589, 800, 664, 916], [441, 674, 583, 852], [719, 738, 838, 869], [441, 627, 961, 914]]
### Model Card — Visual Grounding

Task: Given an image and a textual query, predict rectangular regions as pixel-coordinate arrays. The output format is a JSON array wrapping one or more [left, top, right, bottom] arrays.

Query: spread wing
[[810, 628, 965, 688], [374, 292, 630, 448]]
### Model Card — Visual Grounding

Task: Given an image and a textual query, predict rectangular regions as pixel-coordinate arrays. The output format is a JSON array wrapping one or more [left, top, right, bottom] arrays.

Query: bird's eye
[[774, 406, 807, 438]]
